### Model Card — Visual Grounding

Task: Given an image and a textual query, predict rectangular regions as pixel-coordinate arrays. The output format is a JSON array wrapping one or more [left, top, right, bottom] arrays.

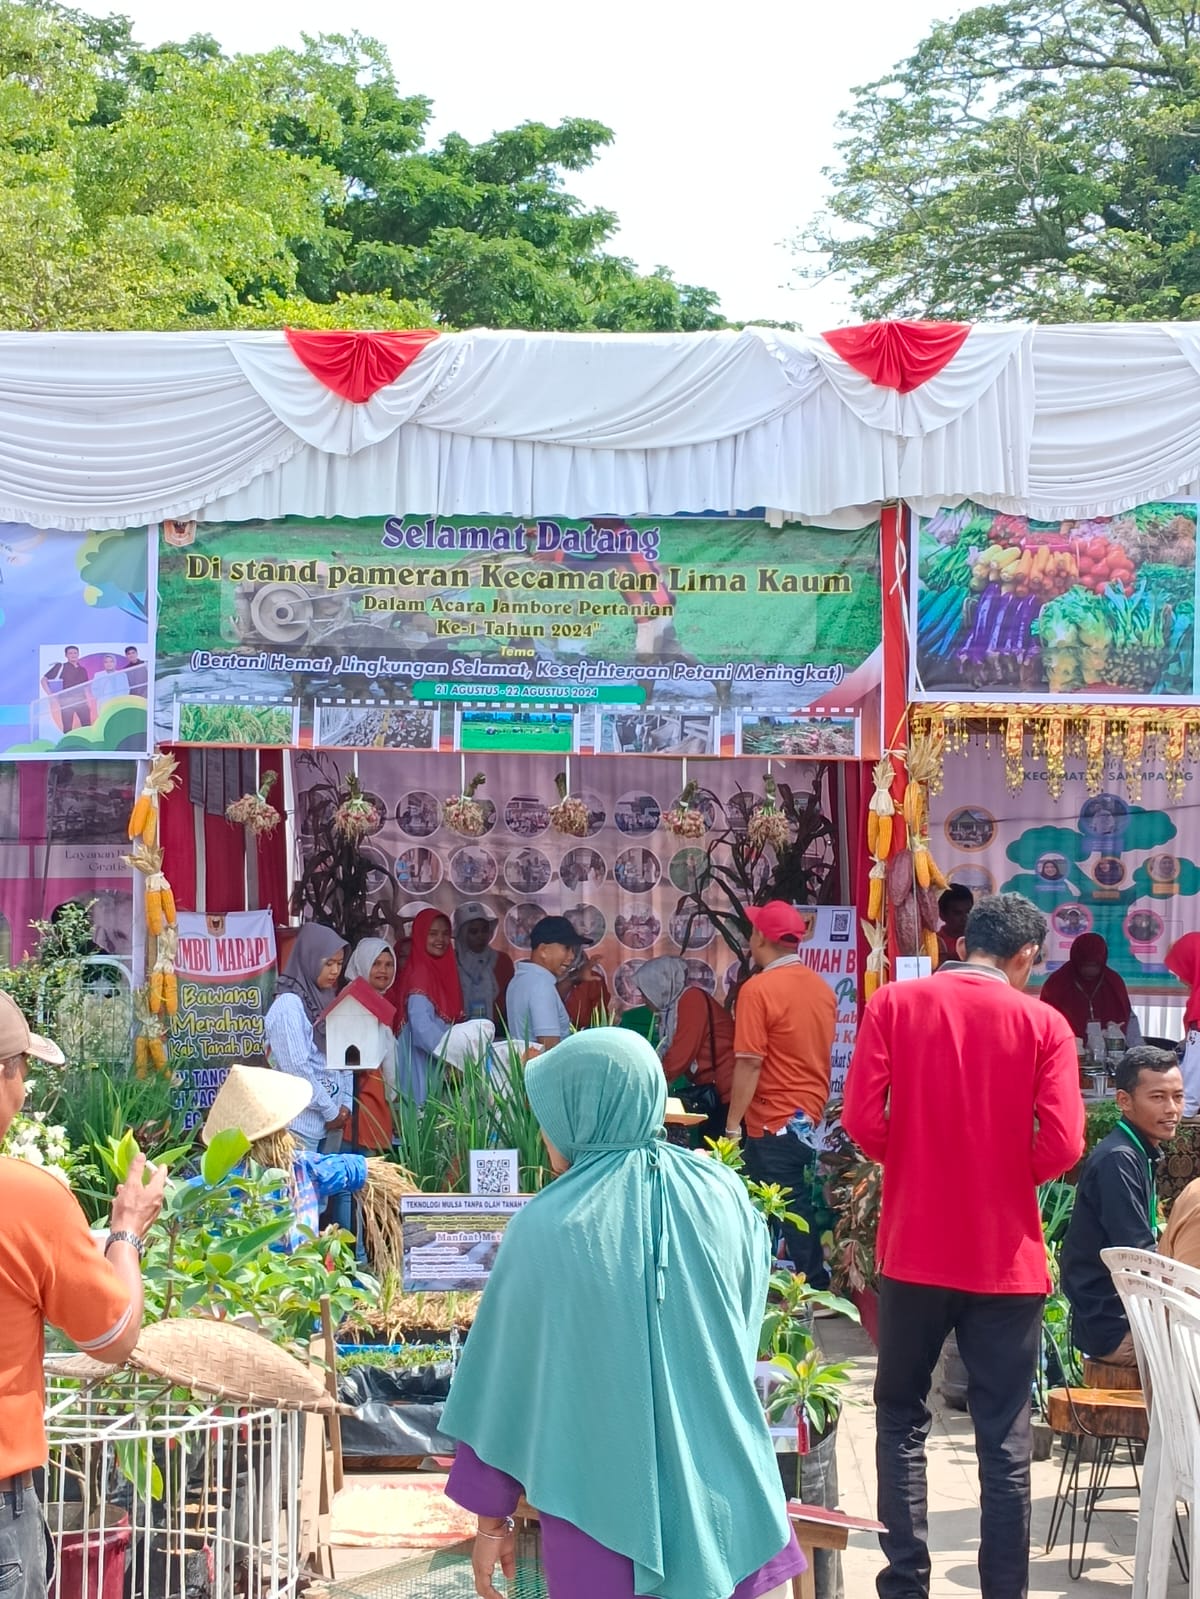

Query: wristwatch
[[104, 1229, 145, 1260]]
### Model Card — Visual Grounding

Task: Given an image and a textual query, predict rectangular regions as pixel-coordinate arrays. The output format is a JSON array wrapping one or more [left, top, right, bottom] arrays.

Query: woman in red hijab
[[394, 909, 466, 1103], [1166, 934, 1200, 1034], [1040, 933, 1132, 1040]]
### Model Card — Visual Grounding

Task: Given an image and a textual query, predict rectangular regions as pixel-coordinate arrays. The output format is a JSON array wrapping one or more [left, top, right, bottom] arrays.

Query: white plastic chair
[[1103, 1249, 1200, 1598]]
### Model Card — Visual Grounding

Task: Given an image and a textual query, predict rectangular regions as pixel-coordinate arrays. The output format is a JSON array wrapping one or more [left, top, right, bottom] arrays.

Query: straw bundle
[[359, 1159, 420, 1277]]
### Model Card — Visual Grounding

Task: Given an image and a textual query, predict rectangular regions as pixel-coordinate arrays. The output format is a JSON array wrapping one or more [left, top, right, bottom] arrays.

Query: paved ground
[[823, 1316, 1182, 1598]]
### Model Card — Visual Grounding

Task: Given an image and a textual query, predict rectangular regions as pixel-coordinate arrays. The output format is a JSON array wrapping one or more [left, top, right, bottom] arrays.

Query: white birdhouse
[[321, 978, 396, 1072]]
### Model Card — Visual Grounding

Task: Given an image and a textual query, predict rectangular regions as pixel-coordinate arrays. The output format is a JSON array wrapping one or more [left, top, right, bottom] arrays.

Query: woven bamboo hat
[[664, 1096, 705, 1127], [201, 1064, 311, 1146]]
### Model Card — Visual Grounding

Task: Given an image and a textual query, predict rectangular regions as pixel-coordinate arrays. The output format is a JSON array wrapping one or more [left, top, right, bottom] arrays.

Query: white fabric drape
[[5, 322, 1200, 528], [0, 325, 1030, 528]]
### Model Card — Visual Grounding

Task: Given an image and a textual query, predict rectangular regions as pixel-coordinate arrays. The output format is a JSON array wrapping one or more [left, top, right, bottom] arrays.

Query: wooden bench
[[786, 1502, 885, 1599], [1045, 1386, 1149, 1579]]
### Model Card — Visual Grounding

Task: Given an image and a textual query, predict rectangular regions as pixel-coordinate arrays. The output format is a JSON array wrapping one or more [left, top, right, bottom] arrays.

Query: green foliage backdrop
[[0, 2, 724, 332]]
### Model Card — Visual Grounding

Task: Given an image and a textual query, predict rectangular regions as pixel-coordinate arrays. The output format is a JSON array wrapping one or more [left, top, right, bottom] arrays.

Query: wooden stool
[[1045, 1387, 1149, 1579], [1082, 1357, 1141, 1391], [787, 1503, 884, 1599]]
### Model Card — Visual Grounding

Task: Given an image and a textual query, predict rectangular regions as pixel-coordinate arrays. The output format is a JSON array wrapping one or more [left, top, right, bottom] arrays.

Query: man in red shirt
[[844, 893, 1082, 1599], [728, 901, 836, 1285]]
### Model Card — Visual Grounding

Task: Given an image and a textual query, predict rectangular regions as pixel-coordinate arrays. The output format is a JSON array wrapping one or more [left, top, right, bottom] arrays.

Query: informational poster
[[796, 906, 858, 1106], [911, 499, 1198, 703], [0, 524, 152, 757], [155, 515, 882, 758], [402, 1195, 531, 1291], [294, 751, 841, 1009], [930, 745, 1200, 994], [0, 760, 137, 965], [170, 910, 276, 1129]]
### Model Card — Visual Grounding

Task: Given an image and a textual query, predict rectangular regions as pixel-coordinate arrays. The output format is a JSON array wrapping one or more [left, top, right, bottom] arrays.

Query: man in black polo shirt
[[1061, 1045, 1184, 1365]]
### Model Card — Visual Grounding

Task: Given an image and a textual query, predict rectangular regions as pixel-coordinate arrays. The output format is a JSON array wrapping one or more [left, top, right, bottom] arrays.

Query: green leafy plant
[[391, 1044, 551, 1193], [710, 1133, 857, 1458], [1085, 1099, 1123, 1152], [764, 1348, 857, 1443], [38, 1064, 192, 1223], [102, 1128, 372, 1354]]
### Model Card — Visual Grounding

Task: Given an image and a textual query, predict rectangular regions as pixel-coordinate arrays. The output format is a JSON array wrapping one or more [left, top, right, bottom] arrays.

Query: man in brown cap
[[0, 992, 165, 1597]]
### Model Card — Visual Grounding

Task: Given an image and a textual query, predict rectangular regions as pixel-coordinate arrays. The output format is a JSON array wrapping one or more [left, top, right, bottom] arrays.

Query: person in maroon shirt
[[844, 893, 1083, 1599]]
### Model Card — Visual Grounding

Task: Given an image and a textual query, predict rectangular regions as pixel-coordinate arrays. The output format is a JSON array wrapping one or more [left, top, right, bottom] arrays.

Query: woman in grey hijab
[[265, 923, 348, 1151]]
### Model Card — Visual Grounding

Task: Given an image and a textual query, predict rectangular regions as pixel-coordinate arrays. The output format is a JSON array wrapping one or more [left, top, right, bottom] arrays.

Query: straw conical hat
[[201, 1064, 312, 1145], [664, 1096, 705, 1127]]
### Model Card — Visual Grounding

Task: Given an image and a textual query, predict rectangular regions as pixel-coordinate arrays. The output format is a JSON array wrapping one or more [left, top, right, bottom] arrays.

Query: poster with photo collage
[[294, 751, 836, 1005]]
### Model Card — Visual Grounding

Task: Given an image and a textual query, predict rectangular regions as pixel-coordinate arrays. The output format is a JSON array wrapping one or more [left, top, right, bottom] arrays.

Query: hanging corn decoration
[[124, 754, 181, 1074], [866, 758, 896, 860], [862, 918, 888, 1001], [905, 731, 951, 905], [867, 860, 886, 923]]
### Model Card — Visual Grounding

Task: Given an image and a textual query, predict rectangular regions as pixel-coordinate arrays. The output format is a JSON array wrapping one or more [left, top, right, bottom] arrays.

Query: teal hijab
[[440, 1029, 789, 1599]]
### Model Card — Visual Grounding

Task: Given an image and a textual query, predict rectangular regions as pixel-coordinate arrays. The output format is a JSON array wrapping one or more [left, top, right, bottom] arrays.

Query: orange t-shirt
[[732, 958, 836, 1136], [0, 1158, 133, 1475], [353, 1069, 394, 1153]]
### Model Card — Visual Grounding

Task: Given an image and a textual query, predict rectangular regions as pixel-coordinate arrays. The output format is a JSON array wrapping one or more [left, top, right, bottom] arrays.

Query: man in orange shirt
[[0, 992, 165, 1598], [727, 901, 836, 1284]]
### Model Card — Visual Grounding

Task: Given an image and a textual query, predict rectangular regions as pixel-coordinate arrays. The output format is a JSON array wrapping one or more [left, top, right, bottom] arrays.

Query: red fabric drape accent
[[837, 762, 874, 1011], [879, 505, 911, 978], [159, 747, 198, 913], [204, 811, 246, 914], [255, 751, 288, 919], [822, 320, 970, 393], [284, 329, 441, 403]]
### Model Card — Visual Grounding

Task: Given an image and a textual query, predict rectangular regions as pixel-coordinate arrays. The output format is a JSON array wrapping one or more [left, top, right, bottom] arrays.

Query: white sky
[[75, 0, 955, 328]]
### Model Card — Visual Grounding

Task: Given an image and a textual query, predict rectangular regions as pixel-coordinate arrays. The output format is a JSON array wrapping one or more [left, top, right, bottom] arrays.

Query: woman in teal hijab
[[442, 1028, 803, 1599]]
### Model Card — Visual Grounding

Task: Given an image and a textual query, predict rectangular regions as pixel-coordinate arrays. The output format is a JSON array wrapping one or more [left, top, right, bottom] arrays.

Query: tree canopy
[[803, 0, 1200, 322], [0, 2, 724, 331]]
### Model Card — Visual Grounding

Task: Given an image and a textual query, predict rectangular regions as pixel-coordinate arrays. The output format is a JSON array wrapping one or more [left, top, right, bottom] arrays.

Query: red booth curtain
[[158, 747, 198, 912], [255, 750, 288, 920]]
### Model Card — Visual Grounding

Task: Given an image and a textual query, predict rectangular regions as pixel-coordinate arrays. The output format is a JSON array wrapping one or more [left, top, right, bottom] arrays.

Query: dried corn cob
[[922, 928, 940, 967], [867, 861, 886, 923], [128, 791, 152, 840], [148, 969, 165, 1014], [161, 883, 176, 925], [134, 1034, 150, 1077], [163, 971, 178, 1016], [146, 885, 164, 936], [148, 1037, 167, 1071]]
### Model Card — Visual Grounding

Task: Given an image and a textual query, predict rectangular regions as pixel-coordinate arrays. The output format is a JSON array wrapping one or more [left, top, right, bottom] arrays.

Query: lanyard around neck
[[1117, 1118, 1159, 1236]]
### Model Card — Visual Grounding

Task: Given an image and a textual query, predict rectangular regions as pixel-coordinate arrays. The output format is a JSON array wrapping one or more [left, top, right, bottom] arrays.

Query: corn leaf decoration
[[862, 918, 889, 1001], [126, 754, 181, 1076]]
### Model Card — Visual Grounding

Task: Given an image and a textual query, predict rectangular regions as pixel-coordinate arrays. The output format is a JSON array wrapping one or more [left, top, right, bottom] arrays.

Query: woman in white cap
[[453, 902, 514, 1027]]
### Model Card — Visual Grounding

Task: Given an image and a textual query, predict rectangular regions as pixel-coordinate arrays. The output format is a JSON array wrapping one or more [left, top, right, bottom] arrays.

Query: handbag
[[675, 997, 725, 1122]]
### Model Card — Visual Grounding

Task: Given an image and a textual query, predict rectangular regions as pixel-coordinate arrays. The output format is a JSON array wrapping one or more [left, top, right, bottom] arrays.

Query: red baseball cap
[[745, 901, 809, 945]]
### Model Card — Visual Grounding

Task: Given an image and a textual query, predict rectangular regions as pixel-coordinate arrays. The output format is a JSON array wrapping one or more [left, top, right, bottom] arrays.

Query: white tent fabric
[[0, 321, 1198, 528], [0, 325, 1030, 529]]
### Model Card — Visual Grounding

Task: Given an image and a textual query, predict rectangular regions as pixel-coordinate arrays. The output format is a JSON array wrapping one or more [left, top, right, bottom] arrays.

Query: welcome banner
[[170, 910, 276, 1129], [155, 515, 882, 758]]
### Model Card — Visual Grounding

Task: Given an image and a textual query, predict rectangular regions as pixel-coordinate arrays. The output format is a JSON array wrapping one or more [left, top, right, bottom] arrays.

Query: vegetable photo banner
[[0, 524, 153, 758], [912, 500, 1198, 704], [170, 910, 276, 1130], [930, 745, 1200, 996], [154, 515, 882, 759]]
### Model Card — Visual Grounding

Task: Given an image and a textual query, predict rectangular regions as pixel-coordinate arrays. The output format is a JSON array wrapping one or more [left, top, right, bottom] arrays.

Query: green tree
[[802, 0, 1200, 321], [0, 5, 724, 332]]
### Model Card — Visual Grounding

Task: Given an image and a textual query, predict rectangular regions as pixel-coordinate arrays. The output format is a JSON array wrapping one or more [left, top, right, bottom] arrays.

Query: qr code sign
[[469, 1149, 519, 1196]]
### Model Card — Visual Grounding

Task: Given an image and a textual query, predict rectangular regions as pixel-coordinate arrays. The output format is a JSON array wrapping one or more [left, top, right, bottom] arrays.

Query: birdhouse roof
[[321, 977, 396, 1030]]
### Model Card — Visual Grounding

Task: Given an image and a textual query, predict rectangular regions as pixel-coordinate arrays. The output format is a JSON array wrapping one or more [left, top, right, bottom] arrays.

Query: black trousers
[[874, 1276, 1044, 1599], [741, 1129, 827, 1285]]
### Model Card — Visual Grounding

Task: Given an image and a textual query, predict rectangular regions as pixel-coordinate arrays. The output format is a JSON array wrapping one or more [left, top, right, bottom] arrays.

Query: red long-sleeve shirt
[[843, 964, 1084, 1294]]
